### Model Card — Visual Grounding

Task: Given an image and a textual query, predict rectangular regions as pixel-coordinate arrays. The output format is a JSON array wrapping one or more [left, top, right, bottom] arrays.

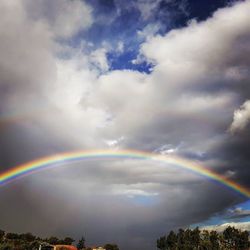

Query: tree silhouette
[[157, 236, 167, 250], [62, 237, 75, 245], [166, 230, 177, 249], [104, 243, 119, 250], [209, 230, 219, 250], [19, 233, 36, 242], [157, 226, 249, 250], [177, 228, 185, 249], [0, 230, 4, 243], [77, 236, 86, 250], [46, 236, 60, 245], [191, 227, 200, 249]]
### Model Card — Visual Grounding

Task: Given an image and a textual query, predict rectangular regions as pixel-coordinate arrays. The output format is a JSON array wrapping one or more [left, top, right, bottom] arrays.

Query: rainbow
[[0, 149, 249, 198]]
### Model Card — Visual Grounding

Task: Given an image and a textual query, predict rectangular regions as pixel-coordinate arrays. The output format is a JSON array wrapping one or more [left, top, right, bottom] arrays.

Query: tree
[[236, 230, 249, 250], [47, 236, 60, 245], [156, 226, 250, 250], [62, 237, 75, 245], [5, 233, 20, 240], [104, 243, 119, 250], [157, 236, 167, 250], [209, 230, 219, 250], [177, 229, 186, 249], [183, 228, 193, 249], [19, 233, 36, 242], [77, 237, 86, 250], [223, 226, 240, 249], [29, 240, 41, 249], [0, 243, 12, 250], [191, 227, 200, 249], [0, 230, 5, 243], [166, 231, 177, 250]]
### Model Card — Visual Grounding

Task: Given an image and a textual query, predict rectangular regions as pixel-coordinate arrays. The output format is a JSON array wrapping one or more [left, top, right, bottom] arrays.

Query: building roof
[[54, 245, 77, 250]]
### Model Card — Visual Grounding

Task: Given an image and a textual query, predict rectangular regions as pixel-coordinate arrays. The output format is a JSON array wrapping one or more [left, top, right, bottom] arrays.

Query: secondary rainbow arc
[[0, 149, 249, 198]]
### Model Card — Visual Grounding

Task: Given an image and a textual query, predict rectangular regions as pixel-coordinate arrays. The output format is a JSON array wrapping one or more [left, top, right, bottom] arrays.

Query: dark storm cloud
[[226, 207, 250, 219], [0, 160, 243, 250], [210, 130, 250, 188]]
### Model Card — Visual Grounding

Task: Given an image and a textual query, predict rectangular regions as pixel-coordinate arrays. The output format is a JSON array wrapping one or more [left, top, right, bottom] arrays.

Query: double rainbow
[[0, 149, 249, 198]]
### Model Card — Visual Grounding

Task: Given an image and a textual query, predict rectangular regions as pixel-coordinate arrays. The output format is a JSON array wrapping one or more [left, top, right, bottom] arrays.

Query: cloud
[[89, 48, 109, 72], [227, 207, 250, 219], [141, 1, 250, 77], [1, 1, 250, 250], [134, 0, 189, 22], [136, 23, 162, 42], [135, 0, 162, 21], [0, 0, 55, 111], [230, 100, 250, 133], [112, 184, 159, 198], [25, 0, 93, 38], [202, 222, 250, 232], [0, 159, 237, 249]]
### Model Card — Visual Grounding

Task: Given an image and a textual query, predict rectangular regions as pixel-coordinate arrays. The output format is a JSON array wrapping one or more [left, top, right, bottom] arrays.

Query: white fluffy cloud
[[5, 0, 249, 155], [89, 48, 109, 72], [141, 1, 250, 85], [230, 100, 250, 133], [202, 222, 250, 232], [1, 0, 249, 173]]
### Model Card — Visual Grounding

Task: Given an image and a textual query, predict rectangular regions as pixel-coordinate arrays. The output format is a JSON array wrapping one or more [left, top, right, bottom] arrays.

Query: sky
[[0, 0, 250, 249]]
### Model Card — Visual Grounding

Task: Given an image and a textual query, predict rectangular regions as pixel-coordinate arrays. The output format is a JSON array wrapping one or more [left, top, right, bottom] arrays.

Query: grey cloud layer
[[1, 1, 250, 250]]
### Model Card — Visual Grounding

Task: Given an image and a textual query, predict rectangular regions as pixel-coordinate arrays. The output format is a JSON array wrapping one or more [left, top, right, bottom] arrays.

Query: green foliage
[[157, 236, 167, 250], [0, 243, 12, 250], [0, 230, 4, 243], [62, 237, 75, 245], [177, 228, 185, 249], [5, 232, 20, 240], [157, 226, 249, 250], [77, 237, 85, 250], [46, 236, 60, 245], [166, 231, 177, 250], [209, 230, 220, 250], [191, 227, 201, 249], [0, 230, 77, 249], [104, 243, 119, 250], [19, 233, 36, 242], [43, 236, 75, 245], [0, 229, 119, 250]]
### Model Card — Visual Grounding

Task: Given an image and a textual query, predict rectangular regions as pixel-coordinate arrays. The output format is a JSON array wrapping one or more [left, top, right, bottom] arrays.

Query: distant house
[[92, 247, 106, 250], [39, 244, 77, 250], [54, 246, 77, 250]]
